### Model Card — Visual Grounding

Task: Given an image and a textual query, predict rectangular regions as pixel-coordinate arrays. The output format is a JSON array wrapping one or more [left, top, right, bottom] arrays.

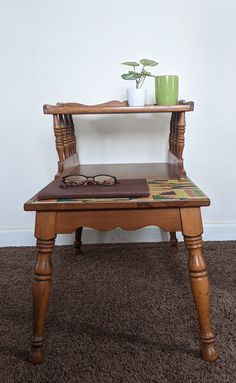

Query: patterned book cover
[[148, 178, 207, 200]]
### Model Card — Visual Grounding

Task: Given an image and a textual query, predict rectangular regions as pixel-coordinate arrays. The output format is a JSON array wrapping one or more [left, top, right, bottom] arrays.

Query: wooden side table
[[24, 100, 218, 364]]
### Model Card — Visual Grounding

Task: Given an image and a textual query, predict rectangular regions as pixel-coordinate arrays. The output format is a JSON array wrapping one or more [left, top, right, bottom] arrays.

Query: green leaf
[[139, 59, 159, 67], [121, 61, 140, 67], [121, 72, 141, 80]]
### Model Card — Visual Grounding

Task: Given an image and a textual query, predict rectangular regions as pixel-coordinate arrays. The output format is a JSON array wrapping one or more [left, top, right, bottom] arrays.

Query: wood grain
[[31, 238, 55, 364], [43, 101, 194, 115], [25, 98, 217, 364], [181, 208, 218, 362], [55, 209, 182, 233]]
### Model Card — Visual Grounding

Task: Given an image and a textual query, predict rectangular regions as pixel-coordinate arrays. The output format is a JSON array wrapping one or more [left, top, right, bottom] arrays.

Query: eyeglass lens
[[62, 174, 117, 186]]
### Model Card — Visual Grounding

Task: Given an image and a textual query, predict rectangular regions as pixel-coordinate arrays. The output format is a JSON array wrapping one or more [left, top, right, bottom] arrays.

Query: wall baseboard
[[0, 224, 236, 247]]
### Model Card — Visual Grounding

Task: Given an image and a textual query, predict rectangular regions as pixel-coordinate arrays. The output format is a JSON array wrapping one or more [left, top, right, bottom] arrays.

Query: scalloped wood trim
[[55, 209, 182, 233], [56, 100, 129, 108]]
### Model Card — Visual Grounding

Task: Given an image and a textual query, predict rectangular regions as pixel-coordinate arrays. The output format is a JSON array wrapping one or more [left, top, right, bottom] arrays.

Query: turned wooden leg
[[184, 234, 218, 362], [181, 207, 218, 362], [30, 238, 55, 364], [169, 231, 178, 250], [74, 227, 83, 254]]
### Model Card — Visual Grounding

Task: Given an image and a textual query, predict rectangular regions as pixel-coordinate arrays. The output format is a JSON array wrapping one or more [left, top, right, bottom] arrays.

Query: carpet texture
[[0, 241, 235, 382]]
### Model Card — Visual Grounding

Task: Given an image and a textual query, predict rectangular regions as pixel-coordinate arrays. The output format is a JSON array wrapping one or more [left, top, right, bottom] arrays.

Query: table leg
[[74, 227, 83, 254], [181, 208, 218, 362], [30, 238, 55, 364], [169, 231, 178, 250]]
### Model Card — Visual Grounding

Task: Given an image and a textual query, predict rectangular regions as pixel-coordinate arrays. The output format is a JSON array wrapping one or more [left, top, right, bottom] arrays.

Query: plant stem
[[139, 75, 146, 89]]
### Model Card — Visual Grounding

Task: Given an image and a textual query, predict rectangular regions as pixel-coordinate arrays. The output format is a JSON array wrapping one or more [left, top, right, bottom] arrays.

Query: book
[[37, 179, 150, 200]]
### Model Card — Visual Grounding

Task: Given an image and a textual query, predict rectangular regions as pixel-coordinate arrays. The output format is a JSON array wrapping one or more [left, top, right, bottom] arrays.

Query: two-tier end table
[[24, 100, 218, 364]]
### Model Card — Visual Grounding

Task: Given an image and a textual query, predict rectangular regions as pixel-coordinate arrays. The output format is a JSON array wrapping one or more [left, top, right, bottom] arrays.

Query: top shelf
[[43, 100, 194, 115]]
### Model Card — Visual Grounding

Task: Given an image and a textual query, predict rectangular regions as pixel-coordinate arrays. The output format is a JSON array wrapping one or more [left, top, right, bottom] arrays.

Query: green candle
[[155, 75, 179, 106]]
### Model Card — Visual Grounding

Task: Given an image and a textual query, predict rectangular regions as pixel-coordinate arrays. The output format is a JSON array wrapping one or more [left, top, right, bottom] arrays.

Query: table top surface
[[24, 164, 209, 212], [43, 100, 194, 115]]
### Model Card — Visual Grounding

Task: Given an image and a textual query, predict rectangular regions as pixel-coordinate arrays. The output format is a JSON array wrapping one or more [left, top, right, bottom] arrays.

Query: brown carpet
[[0, 241, 236, 382]]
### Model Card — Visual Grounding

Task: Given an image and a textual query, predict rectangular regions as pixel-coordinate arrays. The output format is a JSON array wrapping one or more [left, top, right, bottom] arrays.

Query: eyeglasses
[[60, 174, 119, 187]]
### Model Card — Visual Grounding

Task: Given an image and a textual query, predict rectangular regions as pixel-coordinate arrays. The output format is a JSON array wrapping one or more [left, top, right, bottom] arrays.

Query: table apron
[[54, 208, 182, 233]]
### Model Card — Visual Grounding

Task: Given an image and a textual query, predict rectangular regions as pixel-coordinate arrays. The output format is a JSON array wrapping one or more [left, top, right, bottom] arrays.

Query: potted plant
[[121, 59, 159, 106]]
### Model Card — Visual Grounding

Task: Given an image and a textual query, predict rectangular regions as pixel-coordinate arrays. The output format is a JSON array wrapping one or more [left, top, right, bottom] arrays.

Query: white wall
[[1, 0, 236, 245]]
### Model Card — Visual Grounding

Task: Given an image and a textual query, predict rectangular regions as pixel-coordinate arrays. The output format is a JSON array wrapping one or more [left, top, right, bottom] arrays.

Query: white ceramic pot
[[127, 88, 147, 107]]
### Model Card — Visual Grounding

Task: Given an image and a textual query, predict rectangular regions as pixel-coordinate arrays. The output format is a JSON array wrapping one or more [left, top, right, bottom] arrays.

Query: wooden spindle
[[53, 115, 64, 162], [64, 114, 73, 156], [68, 115, 76, 154], [173, 112, 179, 156], [176, 112, 186, 158], [59, 115, 70, 158], [169, 112, 179, 156], [169, 112, 175, 154]]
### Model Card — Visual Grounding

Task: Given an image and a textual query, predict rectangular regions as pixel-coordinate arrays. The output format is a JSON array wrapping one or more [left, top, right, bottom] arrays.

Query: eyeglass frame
[[60, 173, 119, 187]]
